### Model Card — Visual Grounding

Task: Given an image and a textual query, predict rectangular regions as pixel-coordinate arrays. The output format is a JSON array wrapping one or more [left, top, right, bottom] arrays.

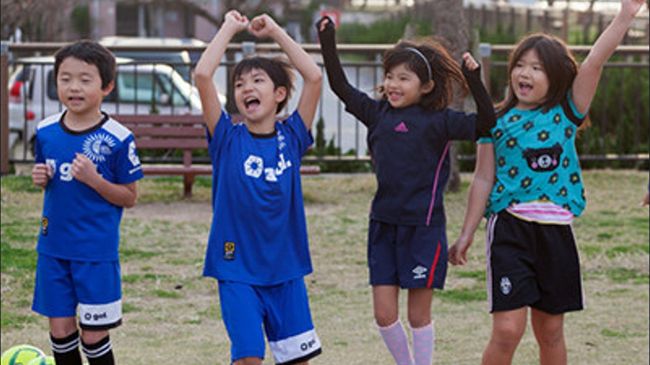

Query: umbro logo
[[394, 122, 409, 133], [412, 265, 427, 279]]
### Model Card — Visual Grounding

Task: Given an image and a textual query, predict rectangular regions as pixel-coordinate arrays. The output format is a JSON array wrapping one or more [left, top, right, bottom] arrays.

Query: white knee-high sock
[[378, 320, 414, 365], [411, 322, 435, 365]]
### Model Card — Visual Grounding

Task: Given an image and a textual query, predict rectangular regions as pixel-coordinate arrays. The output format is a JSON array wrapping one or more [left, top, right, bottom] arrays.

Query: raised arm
[[461, 52, 496, 139], [195, 10, 249, 135], [572, 0, 645, 114], [248, 14, 322, 130], [449, 143, 495, 266], [316, 16, 357, 104]]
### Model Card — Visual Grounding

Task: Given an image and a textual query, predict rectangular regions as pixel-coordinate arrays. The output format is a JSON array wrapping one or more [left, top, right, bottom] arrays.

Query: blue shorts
[[368, 220, 448, 289], [218, 278, 322, 364], [32, 254, 123, 330]]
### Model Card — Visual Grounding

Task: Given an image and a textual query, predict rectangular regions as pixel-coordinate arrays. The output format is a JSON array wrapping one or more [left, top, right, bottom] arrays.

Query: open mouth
[[518, 81, 533, 95], [244, 97, 261, 111], [387, 92, 401, 102]]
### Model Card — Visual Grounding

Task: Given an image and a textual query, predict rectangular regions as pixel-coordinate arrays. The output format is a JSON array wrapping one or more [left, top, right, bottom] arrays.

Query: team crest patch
[[83, 133, 116, 163], [41, 217, 49, 236], [224, 242, 235, 260], [500, 276, 512, 295]]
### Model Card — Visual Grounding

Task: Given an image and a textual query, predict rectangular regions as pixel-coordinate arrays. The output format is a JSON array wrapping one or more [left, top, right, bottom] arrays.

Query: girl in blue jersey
[[31, 41, 144, 365], [449, 1, 646, 364], [195, 10, 322, 365], [317, 17, 495, 365]]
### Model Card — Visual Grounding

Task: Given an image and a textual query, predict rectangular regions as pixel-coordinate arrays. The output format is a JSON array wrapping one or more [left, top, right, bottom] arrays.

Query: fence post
[[479, 43, 492, 97], [1, 41, 9, 175]]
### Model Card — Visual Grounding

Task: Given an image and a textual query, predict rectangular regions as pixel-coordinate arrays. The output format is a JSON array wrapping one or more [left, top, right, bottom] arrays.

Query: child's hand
[[642, 191, 649, 206], [449, 235, 473, 266], [620, 0, 646, 19], [248, 14, 281, 39], [462, 52, 480, 72], [316, 16, 335, 33], [32, 163, 52, 188], [71, 153, 100, 186], [222, 9, 249, 33]]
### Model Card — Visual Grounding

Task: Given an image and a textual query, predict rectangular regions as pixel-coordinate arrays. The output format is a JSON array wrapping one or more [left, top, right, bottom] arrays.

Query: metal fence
[[1, 42, 648, 173]]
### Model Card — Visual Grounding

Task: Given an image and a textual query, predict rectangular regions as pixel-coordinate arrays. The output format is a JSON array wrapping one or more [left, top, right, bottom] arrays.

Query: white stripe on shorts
[[485, 214, 498, 312], [79, 299, 122, 327], [269, 329, 321, 364]]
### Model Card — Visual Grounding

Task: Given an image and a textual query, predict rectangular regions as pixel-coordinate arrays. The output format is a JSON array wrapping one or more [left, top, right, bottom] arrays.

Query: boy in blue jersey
[[30, 40, 144, 365], [195, 10, 322, 365]]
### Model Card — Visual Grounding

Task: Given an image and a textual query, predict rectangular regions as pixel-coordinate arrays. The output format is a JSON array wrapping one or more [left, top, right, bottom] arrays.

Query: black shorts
[[368, 220, 447, 289], [486, 211, 584, 314]]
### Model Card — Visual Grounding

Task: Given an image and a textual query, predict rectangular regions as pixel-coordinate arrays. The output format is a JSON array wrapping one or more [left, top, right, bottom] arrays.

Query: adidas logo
[[394, 122, 409, 133]]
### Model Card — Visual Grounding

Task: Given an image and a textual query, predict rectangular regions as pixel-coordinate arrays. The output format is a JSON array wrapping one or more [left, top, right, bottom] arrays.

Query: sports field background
[[1, 170, 648, 364]]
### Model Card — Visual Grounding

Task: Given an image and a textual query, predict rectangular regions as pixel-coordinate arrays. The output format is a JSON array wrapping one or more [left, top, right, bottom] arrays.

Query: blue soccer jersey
[[34, 111, 144, 261], [203, 110, 314, 285]]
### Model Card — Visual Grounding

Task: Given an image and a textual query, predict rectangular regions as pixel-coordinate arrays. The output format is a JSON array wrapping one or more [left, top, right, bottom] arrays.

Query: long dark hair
[[496, 33, 578, 118], [380, 39, 468, 111]]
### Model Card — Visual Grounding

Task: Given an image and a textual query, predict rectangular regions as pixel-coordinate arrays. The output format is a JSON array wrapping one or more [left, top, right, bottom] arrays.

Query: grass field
[[1, 170, 648, 364]]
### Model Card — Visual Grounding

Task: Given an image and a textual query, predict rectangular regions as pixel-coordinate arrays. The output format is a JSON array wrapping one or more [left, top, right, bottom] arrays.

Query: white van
[[100, 36, 206, 82], [8, 56, 224, 151]]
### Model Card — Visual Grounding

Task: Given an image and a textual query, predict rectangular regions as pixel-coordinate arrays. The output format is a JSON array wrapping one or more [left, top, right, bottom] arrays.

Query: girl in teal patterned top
[[449, 1, 646, 364]]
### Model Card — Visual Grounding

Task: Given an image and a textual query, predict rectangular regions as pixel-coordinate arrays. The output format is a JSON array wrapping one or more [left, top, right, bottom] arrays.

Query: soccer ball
[[0, 345, 45, 365], [27, 356, 55, 365]]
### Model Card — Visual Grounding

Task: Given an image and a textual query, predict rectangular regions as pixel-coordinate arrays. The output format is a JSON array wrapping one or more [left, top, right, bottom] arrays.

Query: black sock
[[82, 335, 115, 365], [50, 331, 82, 365]]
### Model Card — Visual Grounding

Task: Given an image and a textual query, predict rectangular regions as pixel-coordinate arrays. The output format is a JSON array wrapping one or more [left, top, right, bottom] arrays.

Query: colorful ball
[[27, 356, 55, 365], [0, 345, 45, 365]]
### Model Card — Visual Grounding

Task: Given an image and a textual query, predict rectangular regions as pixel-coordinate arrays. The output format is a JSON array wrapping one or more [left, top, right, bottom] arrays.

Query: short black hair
[[54, 40, 116, 89], [232, 56, 294, 113]]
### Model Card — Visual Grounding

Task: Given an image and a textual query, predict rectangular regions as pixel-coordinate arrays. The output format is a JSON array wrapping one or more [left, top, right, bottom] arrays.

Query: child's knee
[[49, 317, 78, 339], [81, 329, 109, 344], [492, 320, 526, 343], [374, 311, 399, 327], [407, 313, 431, 328]]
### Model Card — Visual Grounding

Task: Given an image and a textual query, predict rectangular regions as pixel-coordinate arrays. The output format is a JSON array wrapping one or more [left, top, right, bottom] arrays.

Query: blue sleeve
[[34, 132, 44, 163], [283, 111, 314, 157], [444, 109, 478, 141], [207, 110, 233, 162], [113, 134, 144, 184]]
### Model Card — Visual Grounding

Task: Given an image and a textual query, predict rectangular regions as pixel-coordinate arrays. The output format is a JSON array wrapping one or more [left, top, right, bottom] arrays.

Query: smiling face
[[56, 57, 113, 118], [511, 49, 550, 110], [234, 68, 287, 124], [383, 63, 433, 109]]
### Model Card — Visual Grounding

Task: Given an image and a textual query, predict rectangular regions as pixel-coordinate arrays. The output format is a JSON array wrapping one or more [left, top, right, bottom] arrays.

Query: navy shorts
[[218, 278, 322, 364], [32, 254, 123, 330], [367, 220, 447, 289], [486, 211, 584, 314]]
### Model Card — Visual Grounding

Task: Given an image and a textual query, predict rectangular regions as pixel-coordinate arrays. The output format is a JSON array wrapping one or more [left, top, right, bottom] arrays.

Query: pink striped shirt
[[506, 201, 574, 225]]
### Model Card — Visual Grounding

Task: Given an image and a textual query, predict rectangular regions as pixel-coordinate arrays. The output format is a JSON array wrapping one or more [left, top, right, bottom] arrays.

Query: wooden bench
[[116, 114, 320, 197]]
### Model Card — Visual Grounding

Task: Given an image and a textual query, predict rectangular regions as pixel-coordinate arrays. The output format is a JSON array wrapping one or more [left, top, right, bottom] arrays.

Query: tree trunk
[[427, 0, 470, 192]]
